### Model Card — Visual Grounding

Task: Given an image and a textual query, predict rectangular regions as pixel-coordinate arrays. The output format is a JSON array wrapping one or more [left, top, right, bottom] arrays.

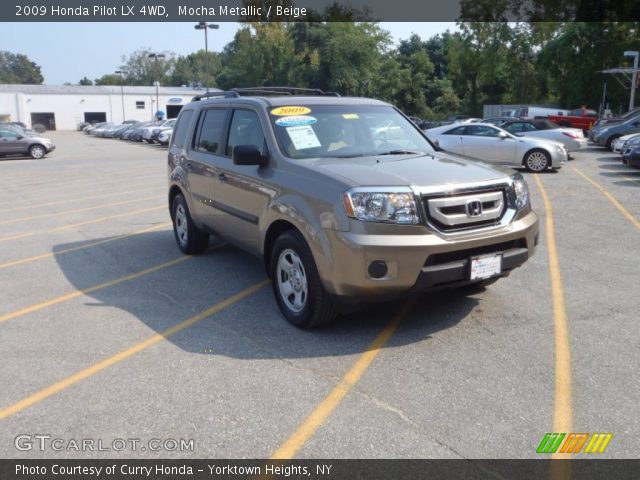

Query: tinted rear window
[[195, 109, 228, 154], [172, 110, 193, 148]]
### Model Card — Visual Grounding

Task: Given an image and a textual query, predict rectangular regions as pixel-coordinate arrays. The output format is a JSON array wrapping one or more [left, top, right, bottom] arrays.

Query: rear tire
[[171, 194, 209, 254], [29, 145, 46, 159], [524, 149, 550, 172], [270, 230, 337, 329]]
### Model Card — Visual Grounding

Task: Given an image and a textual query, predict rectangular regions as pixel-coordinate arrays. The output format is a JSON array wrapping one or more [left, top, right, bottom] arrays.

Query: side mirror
[[498, 131, 508, 139], [233, 145, 268, 166]]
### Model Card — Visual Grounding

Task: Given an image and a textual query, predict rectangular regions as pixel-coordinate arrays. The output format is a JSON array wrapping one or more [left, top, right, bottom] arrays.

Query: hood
[[307, 152, 510, 188]]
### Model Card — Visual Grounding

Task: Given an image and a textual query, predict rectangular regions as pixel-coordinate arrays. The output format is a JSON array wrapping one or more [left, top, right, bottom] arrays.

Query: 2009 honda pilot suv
[[168, 88, 539, 328]]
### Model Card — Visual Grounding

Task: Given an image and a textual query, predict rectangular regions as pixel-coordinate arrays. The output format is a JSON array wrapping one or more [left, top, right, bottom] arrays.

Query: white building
[[0, 84, 215, 130]]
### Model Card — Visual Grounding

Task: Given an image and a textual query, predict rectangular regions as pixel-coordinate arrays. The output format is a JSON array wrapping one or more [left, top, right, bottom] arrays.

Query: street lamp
[[624, 51, 639, 111], [115, 70, 125, 122], [148, 52, 166, 119], [194, 22, 219, 93]]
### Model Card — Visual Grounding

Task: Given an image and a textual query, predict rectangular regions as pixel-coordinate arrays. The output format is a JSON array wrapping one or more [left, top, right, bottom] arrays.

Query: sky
[[0, 22, 457, 85]]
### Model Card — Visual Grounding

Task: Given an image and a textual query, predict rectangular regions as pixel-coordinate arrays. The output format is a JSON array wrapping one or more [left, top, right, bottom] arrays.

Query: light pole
[[115, 70, 125, 122], [194, 22, 219, 93], [624, 51, 639, 111], [148, 52, 166, 119]]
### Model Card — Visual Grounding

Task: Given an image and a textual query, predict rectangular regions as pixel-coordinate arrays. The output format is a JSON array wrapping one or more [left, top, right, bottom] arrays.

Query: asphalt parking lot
[[0, 131, 638, 459]]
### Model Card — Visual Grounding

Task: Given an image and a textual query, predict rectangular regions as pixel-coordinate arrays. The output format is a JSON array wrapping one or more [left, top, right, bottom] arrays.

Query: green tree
[[78, 76, 93, 85], [0, 51, 44, 84], [94, 73, 122, 86], [170, 50, 222, 88], [118, 48, 175, 86]]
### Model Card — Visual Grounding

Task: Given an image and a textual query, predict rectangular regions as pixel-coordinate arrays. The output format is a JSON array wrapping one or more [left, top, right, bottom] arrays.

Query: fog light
[[368, 261, 388, 279]]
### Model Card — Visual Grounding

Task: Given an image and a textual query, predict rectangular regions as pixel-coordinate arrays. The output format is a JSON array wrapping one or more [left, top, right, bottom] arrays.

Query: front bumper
[[622, 151, 640, 168], [320, 211, 539, 299]]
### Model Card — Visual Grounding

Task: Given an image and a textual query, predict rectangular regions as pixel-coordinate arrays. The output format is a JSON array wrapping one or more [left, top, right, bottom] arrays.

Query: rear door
[[184, 107, 230, 228]]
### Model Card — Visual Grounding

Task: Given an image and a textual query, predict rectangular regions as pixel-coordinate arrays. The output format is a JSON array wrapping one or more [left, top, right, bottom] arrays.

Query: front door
[[212, 108, 270, 254], [0, 130, 24, 155]]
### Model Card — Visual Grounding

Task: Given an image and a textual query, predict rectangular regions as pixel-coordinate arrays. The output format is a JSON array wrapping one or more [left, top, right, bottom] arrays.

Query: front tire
[[270, 230, 337, 329], [524, 149, 550, 172], [171, 194, 209, 254], [29, 145, 46, 159]]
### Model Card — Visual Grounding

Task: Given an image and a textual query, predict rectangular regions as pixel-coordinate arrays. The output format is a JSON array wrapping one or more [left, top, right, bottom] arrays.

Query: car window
[[522, 123, 538, 131], [195, 108, 228, 154], [503, 123, 522, 133], [444, 126, 467, 135], [466, 125, 500, 137], [0, 130, 19, 138], [171, 110, 193, 148], [225, 110, 266, 157]]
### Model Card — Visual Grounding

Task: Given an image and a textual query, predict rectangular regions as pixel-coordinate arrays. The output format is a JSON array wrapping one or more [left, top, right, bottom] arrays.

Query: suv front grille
[[423, 189, 506, 232]]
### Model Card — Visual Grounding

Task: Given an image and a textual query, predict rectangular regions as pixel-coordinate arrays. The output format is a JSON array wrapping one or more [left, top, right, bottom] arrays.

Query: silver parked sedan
[[426, 123, 567, 172]]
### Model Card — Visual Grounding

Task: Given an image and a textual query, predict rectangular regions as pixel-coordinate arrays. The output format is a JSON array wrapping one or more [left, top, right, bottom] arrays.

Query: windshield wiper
[[375, 150, 424, 156]]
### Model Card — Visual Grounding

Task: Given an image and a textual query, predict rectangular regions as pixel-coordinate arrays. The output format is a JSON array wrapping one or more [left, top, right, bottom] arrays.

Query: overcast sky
[[0, 22, 456, 85]]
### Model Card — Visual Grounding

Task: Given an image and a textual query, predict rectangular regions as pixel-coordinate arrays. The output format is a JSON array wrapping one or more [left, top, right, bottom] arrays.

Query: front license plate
[[470, 254, 502, 280]]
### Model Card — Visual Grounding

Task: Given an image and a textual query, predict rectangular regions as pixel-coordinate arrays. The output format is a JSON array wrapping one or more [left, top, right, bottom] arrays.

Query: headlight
[[343, 189, 419, 224], [511, 174, 529, 210]]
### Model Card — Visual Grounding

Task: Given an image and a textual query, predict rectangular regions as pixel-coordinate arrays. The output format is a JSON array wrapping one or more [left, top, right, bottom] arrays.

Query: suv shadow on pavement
[[52, 231, 480, 360]]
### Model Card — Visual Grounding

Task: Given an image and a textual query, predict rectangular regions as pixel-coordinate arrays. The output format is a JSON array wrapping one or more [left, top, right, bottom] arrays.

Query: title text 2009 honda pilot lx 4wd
[[168, 88, 539, 328]]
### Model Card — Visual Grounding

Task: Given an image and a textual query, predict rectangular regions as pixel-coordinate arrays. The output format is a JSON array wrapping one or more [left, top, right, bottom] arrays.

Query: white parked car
[[612, 133, 640, 154], [141, 119, 175, 142], [498, 119, 587, 153], [157, 129, 172, 146], [426, 123, 567, 172]]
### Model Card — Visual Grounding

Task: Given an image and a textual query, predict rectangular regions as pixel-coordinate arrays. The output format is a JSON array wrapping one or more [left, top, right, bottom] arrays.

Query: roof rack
[[192, 86, 340, 101], [232, 87, 340, 97]]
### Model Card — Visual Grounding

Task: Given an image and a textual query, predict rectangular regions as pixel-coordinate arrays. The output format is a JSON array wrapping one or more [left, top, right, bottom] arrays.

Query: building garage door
[[31, 112, 56, 131], [166, 105, 182, 119], [84, 112, 107, 124]]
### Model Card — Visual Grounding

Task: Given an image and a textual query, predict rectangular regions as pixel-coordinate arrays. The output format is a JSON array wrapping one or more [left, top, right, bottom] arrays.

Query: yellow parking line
[[0, 255, 190, 325], [0, 223, 171, 270], [270, 300, 414, 459], [570, 166, 640, 230], [0, 279, 269, 420], [532, 175, 573, 460], [0, 205, 164, 243], [0, 195, 162, 225], [3, 186, 162, 213]]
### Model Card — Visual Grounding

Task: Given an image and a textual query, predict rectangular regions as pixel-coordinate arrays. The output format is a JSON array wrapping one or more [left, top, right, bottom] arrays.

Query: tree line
[[2, 22, 639, 118]]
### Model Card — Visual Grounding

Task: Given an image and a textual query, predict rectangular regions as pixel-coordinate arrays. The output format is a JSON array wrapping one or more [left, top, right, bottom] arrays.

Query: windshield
[[269, 105, 435, 159]]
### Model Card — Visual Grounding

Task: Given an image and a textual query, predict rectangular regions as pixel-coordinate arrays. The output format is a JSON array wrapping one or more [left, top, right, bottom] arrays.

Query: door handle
[[218, 173, 227, 182]]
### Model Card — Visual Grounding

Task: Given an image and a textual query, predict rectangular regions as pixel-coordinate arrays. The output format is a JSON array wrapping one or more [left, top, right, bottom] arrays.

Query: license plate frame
[[469, 254, 502, 280]]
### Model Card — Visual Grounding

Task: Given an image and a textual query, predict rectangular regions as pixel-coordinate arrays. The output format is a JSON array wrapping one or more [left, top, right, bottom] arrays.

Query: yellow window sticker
[[342, 113, 359, 119], [271, 106, 312, 116]]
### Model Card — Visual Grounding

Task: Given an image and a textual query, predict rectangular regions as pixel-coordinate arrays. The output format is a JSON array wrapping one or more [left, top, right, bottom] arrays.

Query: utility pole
[[115, 70, 125, 122], [194, 22, 219, 93], [624, 51, 639, 111], [148, 52, 166, 119]]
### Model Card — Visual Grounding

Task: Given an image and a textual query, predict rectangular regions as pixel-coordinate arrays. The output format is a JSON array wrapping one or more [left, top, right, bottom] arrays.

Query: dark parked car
[[0, 128, 55, 159], [622, 146, 640, 168]]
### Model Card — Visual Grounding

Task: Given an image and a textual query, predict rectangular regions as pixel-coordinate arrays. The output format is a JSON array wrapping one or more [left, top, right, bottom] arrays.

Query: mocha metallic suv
[[167, 88, 539, 328]]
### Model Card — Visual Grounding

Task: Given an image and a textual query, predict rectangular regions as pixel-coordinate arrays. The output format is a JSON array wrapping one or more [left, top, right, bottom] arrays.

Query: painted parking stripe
[[0, 195, 162, 225], [3, 186, 163, 213], [270, 299, 414, 459], [0, 254, 190, 325], [0, 279, 269, 420], [571, 166, 640, 230], [0, 222, 171, 270], [532, 175, 573, 460], [0, 205, 164, 243]]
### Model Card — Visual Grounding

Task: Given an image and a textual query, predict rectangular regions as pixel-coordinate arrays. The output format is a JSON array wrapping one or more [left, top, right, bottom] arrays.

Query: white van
[[515, 106, 569, 119]]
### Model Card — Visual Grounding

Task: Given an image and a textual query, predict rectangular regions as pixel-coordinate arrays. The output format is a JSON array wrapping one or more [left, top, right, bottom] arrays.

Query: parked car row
[[82, 120, 175, 146], [589, 111, 640, 150], [0, 122, 55, 159], [609, 133, 640, 169]]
